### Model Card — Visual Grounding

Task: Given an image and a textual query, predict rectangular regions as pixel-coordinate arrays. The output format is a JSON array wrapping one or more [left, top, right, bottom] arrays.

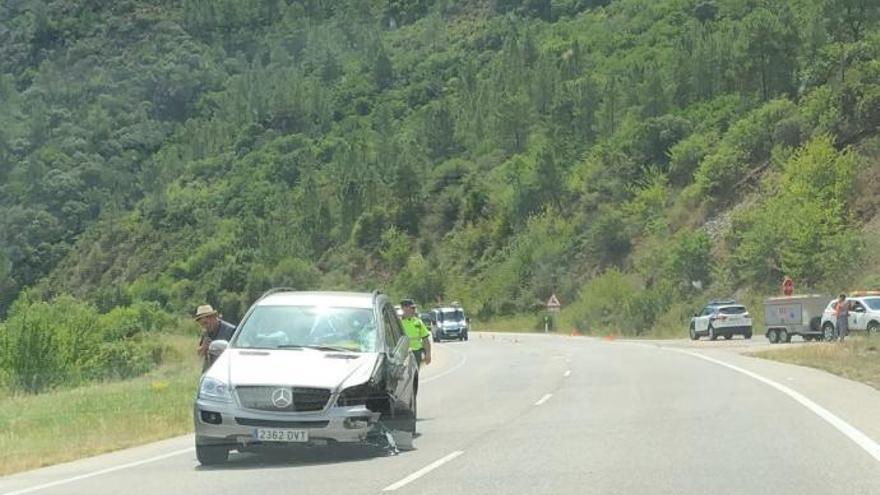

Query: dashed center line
[[382, 451, 464, 491], [534, 393, 553, 406]]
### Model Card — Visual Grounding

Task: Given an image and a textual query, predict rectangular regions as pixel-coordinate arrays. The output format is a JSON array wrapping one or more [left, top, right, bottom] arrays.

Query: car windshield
[[864, 298, 880, 311], [232, 306, 377, 352], [438, 309, 465, 322], [719, 306, 747, 315]]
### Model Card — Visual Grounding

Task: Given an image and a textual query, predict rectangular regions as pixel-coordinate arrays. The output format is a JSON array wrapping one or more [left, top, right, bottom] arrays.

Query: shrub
[[0, 294, 176, 393], [565, 269, 639, 335], [0, 293, 100, 393]]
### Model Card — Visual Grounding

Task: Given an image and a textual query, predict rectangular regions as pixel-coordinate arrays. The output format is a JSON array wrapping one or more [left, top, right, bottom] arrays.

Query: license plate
[[253, 428, 309, 443]]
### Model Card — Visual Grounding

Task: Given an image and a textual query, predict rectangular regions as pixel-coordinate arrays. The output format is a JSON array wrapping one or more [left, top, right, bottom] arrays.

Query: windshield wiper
[[304, 344, 357, 352], [276, 344, 356, 352]]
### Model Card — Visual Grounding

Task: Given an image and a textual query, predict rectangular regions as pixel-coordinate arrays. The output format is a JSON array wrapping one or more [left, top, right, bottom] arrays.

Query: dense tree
[[0, 0, 876, 345]]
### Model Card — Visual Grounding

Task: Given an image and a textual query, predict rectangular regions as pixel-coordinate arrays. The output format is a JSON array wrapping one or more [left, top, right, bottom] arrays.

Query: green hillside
[[1, 0, 880, 391]]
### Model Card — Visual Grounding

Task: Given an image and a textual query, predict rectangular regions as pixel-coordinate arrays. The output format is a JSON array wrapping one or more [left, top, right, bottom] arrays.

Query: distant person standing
[[195, 304, 236, 371], [833, 294, 850, 342], [399, 299, 432, 367], [782, 276, 794, 296]]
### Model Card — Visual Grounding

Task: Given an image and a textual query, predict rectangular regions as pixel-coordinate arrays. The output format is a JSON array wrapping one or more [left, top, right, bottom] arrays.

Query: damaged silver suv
[[193, 290, 419, 465]]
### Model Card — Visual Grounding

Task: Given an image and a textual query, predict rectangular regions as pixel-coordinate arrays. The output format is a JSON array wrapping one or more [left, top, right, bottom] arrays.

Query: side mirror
[[208, 340, 228, 357]]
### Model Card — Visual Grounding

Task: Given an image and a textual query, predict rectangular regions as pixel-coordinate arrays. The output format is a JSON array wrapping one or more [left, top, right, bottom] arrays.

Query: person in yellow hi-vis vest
[[399, 299, 432, 366]]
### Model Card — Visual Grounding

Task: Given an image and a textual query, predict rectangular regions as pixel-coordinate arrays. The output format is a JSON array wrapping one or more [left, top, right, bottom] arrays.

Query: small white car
[[819, 293, 880, 335], [689, 300, 753, 340]]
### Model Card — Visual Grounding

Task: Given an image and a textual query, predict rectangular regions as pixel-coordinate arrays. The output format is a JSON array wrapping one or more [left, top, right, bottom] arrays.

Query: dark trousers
[[412, 349, 425, 366]]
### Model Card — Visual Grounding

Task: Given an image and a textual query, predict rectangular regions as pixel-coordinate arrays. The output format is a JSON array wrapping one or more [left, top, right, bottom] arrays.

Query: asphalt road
[[2, 333, 880, 495]]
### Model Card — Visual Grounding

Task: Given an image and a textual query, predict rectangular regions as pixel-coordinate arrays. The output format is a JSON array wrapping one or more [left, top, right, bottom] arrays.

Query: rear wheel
[[744, 331, 752, 340], [723, 334, 733, 340], [196, 441, 229, 466], [768, 329, 780, 344], [779, 329, 791, 343], [708, 325, 717, 341], [868, 321, 880, 334]]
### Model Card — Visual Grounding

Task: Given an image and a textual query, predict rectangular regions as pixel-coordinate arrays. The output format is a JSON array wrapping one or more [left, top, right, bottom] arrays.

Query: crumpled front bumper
[[193, 397, 382, 447]]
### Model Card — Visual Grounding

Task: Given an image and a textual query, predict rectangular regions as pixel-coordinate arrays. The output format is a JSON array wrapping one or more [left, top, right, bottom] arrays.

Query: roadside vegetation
[[0, 335, 199, 476], [753, 336, 880, 391]]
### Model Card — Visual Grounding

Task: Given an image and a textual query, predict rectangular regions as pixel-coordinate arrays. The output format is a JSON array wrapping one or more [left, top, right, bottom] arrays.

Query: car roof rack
[[708, 299, 736, 305]]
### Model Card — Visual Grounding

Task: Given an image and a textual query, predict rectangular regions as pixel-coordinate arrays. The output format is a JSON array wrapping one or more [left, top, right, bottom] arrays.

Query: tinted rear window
[[719, 306, 747, 315]]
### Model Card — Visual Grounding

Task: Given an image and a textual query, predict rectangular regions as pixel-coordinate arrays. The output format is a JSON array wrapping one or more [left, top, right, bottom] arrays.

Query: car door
[[695, 306, 712, 332], [381, 305, 413, 409], [850, 300, 867, 331]]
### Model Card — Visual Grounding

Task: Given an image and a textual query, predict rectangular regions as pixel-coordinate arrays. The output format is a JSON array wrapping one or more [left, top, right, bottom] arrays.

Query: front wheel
[[196, 441, 229, 466], [868, 322, 880, 334], [708, 325, 717, 341], [723, 334, 733, 340], [744, 331, 752, 340], [823, 323, 835, 341], [689, 325, 699, 341]]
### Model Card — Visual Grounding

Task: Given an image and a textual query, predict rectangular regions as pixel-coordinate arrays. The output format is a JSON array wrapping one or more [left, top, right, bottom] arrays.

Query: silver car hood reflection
[[208, 348, 379, 391]]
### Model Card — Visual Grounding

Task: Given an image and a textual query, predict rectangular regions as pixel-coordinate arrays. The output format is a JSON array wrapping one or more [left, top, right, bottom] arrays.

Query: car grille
[[235, 386, 331, 412], [235, 417, 330, 428]]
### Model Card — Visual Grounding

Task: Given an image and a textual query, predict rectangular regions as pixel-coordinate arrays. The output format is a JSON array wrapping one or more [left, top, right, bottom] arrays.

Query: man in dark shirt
[[195, 304, 236, 372]]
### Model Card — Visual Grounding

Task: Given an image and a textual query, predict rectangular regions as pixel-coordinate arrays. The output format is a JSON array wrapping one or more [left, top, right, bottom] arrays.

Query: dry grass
[[753, 336, 880, 390], [0, 335, 200, 476]]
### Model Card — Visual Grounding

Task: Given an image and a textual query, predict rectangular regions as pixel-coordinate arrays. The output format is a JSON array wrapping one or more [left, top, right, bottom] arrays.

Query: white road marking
[[564, 370, 571, 377], [382, 451, 464, 491], [0, 448, 195, 495], [667, 348, 880, 463], [421, 345, 467, 384], [535, 393, 553, 406]]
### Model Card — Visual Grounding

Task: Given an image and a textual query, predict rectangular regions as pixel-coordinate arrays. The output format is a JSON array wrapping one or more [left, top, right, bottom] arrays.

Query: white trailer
[[763, 295, 831, 343]]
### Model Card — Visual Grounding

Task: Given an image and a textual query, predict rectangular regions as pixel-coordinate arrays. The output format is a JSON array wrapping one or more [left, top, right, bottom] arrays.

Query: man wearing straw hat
[[195, 304, 236, 372]]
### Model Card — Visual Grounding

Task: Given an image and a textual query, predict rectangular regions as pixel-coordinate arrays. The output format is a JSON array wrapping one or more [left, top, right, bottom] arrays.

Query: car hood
[[208, 348, 380, 391]]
